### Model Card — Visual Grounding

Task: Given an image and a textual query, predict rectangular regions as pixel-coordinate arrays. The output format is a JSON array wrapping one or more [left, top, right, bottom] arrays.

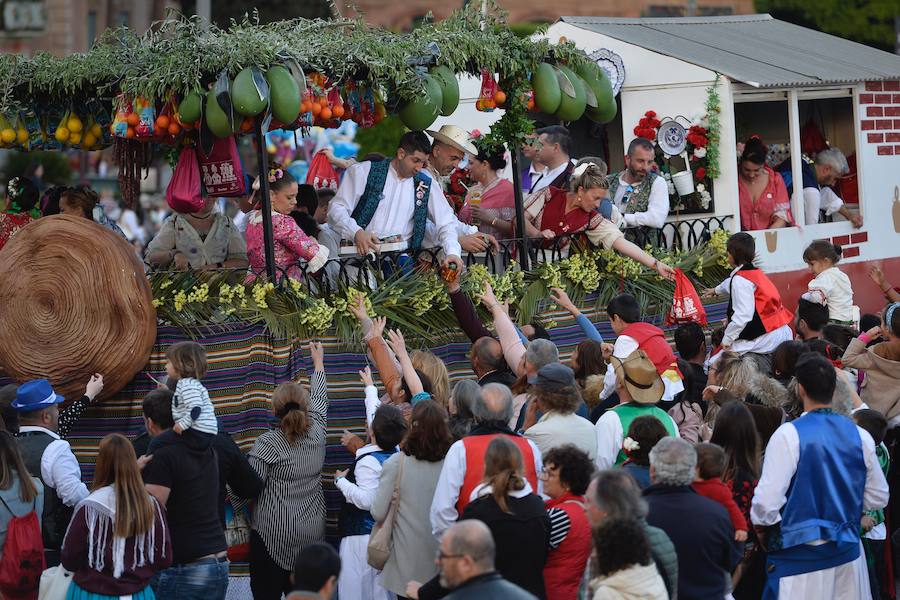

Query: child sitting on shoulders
[[165, 341, 217, 441], [692, 443, 748, 542], [803, 240, 854, 325], [853, 408, 890, 600]]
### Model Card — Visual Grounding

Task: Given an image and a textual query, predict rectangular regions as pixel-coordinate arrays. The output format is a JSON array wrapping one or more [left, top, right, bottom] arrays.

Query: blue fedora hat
[[12, 379, 65, 412]]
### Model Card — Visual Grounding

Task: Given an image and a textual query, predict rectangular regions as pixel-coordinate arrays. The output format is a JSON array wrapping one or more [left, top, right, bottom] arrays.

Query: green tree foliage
[[756, 0, 900, 52], [3, 151, 72, 186], [354, 116, 406, 159]]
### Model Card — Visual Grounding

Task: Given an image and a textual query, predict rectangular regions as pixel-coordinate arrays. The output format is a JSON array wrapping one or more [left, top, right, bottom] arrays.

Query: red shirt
[[0, 211, 33, 251], [692, 478, 748, 532]]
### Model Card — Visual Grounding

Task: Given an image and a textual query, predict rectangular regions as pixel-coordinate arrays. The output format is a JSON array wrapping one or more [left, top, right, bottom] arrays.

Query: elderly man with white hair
[[778, 147, 863, 227], [430, 383, 542, 539], [644, 437, 742, 600]]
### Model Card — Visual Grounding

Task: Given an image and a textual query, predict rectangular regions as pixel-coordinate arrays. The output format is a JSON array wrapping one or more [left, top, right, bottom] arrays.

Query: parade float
[[539, 14, 900, 314], [0, 5, 736, 547]]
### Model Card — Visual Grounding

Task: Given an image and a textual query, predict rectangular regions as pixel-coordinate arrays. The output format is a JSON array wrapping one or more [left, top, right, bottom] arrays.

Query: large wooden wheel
[[0, 215, 156, 401]]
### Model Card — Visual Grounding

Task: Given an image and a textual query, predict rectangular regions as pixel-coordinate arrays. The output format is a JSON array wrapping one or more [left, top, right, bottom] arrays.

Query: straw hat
[[612, 349, 665, 405], [426, 124, 478, 156]]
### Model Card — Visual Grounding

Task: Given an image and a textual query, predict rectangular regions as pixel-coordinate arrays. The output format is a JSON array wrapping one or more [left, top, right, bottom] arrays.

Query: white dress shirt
[[430, 435, 543, 539], [713, 267, 793, 355], [611, 175, 669, 229], [808, 267, 854, 323], [599, 334, 684, 403], [801, 186, 844, 225], [593, 406, 680, 470], [18, 426, 89, 507], [328, 161, 462, 257], [529, 160, 571, 194]]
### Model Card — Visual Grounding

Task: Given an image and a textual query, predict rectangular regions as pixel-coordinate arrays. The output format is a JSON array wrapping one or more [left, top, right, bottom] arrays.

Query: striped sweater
[[172, 378, 218, 435]]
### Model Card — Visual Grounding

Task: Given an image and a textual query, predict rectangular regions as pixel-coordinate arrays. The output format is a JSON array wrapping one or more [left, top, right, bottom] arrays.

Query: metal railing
[[147, 215, 734, 294]]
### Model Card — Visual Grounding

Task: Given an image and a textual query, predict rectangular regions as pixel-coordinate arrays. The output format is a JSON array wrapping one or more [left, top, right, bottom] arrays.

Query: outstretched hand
[[550, 287, 577, 315], [359, 366, 374, 387], [478, 282, 500, 311], [386, 329, 409, 359], [349, 292, 368, 322], [371, 316, 387, 339], [85, 373, 104, 402], [308, 341, 325, 370]]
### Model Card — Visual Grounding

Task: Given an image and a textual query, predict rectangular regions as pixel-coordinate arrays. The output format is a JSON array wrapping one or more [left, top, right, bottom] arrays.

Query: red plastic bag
[[0, 505, 44, 600], [306, 150, 339, 190], [197, 136, 246, 197], [666, 268, 707, 326], [166, 147, 204, 213]]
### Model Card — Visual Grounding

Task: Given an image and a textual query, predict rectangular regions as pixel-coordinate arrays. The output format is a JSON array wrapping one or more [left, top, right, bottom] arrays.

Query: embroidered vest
[[608, 171, 662, 245], [338, 448, 396, 537], [727, 267, 794, 341], [780, 410, 866, 549], [608, 171, 660, 215], [611, 403, 678, 466], [458, 434, 538, 515], [351, 160, 431, 251]]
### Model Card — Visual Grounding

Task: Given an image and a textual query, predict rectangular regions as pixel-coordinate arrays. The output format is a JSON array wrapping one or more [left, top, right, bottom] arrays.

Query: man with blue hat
[[14, 378, 89, 566]]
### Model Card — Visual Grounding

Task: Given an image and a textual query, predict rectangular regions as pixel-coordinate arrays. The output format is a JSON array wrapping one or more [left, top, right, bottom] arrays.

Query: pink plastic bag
[[166, 147, 204, 213], [197, 136, 247, 197]]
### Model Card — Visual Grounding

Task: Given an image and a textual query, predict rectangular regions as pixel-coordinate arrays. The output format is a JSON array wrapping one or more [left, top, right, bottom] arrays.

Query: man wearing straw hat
[[593, 349, 679, 470], [425, 124, 499, 254]]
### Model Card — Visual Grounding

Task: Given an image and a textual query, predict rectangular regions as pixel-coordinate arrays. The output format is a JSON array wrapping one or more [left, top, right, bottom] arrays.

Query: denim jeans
[[151, 557, 229, 600]]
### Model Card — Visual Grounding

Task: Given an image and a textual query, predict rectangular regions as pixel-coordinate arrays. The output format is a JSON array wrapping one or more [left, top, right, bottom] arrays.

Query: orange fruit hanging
[[156, 115, 170, 129], [126, 113, 140, 127], [320, 107, 332, 121], [125, 127, 136, 138], [311, 103, 322, 116], [332, 105, 345, 119], [494, 90, 507, 105], [167, 122, 181, 136]]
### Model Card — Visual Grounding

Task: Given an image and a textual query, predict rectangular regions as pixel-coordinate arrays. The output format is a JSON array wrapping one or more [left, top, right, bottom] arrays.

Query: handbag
[[37, 566, 73, 600], [0, 495, 44, 600], [367, 453, 404, 570]]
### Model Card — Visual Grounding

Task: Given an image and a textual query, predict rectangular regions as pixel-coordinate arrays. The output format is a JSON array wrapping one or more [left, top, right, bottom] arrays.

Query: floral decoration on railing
[[633, 77, 721, 216], [148, 230, 731, 341]]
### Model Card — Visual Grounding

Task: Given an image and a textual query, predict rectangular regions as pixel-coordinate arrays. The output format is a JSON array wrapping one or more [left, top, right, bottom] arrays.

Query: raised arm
[[387, 329, 428, 402], [610, 237, 675, 280], [550, 287, 602, 342], [445, 276, 493, 343], [58, 373, 104, 439], [365, 316, 402, 403], [480, 283, 526, 377], [307, 341, 329, 422]]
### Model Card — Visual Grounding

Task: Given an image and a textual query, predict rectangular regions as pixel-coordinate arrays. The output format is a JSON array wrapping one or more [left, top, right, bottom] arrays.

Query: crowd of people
[[0, 219, 899, 599], [0, 121, 897, 600]]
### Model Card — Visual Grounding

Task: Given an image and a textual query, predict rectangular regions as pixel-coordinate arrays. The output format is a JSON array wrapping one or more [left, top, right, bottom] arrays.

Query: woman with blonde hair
[[60, 433, 171, 599], [518, 163, 674, 279], [248, 342, 329, 600], [410, 350, 450, 410]]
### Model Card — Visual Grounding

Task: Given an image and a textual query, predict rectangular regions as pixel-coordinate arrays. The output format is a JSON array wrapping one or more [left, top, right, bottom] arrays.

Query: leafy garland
[[0, 3, 591, 149], [705, 75, 722, 180], [150, 230, 731, 341]]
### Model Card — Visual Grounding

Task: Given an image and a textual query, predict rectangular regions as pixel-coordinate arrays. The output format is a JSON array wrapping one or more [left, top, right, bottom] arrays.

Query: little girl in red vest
[[703, 232, 793, 364]]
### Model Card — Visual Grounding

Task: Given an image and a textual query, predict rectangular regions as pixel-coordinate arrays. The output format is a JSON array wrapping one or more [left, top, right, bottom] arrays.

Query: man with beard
[[607, 138, 669, 244], [423, 125, 499, 254]]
